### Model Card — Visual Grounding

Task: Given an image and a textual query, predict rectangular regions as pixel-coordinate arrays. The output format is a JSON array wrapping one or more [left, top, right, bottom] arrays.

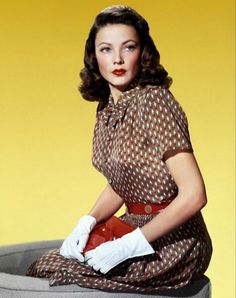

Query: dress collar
[[108, 79, 139, 106], [98, 82, 140, 128]]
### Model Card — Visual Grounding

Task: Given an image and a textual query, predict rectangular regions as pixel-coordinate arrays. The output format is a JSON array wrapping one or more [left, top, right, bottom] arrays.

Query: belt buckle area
[[144, 204, 153, 214]]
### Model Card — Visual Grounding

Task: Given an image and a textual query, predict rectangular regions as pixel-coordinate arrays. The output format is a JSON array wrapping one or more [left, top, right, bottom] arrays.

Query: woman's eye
[[125, 45, 137, 51], [100, 47, 111, 53]]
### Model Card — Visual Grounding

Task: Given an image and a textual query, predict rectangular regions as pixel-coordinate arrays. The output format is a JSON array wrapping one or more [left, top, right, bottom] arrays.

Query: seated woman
[[27, 5, 212, 292]]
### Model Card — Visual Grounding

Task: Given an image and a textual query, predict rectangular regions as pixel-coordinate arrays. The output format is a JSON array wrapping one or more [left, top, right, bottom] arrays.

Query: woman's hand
[[60, 215, 97, 262], [60, 183, 124, 262], [84, 228, 154, 274]]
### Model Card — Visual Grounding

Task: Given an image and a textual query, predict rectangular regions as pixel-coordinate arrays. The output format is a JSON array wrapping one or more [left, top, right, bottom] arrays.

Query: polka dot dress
[[26, 85, 212, 292]]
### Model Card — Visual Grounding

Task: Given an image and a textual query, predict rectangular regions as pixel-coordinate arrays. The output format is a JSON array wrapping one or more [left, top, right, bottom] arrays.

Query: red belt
[[125, 202, 169, 215]]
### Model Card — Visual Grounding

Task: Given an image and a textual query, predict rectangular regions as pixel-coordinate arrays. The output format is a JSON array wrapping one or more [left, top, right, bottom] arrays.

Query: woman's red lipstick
[[112, 69, 126, 76]]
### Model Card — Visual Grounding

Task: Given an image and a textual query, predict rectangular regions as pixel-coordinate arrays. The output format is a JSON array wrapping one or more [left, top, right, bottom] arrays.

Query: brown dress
[[26, 85, 212, 292]]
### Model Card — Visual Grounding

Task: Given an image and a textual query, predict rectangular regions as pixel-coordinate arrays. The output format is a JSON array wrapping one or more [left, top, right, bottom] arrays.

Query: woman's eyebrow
[[123, 39, 139, 45], [97, 39, 139, 47], [97, 42, 112, 46]]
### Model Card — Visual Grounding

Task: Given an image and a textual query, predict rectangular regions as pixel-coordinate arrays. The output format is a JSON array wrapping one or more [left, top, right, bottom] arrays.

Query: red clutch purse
[[83, 216, 135, 253]]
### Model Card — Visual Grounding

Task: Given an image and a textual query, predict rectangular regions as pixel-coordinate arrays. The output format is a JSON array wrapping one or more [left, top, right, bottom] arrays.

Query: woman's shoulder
[[139, 85, 179, 104], [137, 85, 188, 124], [138, 85, 180, 109]]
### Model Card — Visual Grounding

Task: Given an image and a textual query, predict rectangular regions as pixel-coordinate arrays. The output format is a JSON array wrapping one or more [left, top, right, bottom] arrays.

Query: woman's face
[[95, 24, 141, 93]]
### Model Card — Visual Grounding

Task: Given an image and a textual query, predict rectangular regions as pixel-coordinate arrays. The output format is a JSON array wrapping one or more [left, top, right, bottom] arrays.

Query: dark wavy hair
[[79, 5, 172, 102]]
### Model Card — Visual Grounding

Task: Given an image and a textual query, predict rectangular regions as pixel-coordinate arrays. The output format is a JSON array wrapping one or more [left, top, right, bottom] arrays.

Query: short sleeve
[[141, 86, 193, 159]]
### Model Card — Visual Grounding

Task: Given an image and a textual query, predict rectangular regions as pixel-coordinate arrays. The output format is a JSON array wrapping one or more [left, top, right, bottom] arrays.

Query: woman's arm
[[60, 183, 123, 260], [88, 183, 124, 223], [84, 152, 207, 273], [141, 152, 207, 242]]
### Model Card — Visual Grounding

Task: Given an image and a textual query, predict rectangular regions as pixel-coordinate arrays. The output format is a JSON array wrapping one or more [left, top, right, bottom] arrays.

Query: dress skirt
[[26, 211, 212, 292]]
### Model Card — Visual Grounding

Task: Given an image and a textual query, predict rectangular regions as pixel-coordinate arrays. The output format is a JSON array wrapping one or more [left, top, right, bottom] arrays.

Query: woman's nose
[[113, 51, 124, 64]]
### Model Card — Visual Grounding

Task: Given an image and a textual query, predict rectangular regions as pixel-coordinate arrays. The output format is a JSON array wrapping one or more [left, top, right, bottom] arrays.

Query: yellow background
[[0, 1, 235, 297]]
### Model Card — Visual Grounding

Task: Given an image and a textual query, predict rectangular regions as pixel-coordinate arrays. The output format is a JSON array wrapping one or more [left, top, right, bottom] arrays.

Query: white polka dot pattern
[[26, 213, 212, 291], [92, 85, 193, 204], [26, 85, 212, 292]]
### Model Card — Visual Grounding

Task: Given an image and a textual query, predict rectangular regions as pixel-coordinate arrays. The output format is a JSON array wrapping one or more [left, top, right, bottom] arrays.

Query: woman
[[27, 5, 212, 292]]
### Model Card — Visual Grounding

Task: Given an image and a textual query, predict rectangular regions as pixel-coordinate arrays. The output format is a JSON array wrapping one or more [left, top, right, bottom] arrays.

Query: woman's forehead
[[95, 24, 139, 45]]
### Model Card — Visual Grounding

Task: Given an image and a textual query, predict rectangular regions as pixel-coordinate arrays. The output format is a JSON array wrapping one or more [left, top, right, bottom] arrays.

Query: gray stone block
[[0, 240, 211, 297]]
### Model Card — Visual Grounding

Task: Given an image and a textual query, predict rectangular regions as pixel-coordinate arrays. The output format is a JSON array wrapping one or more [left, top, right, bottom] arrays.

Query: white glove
[[84, 228, 154, 274], [60, 215, 97, 262]]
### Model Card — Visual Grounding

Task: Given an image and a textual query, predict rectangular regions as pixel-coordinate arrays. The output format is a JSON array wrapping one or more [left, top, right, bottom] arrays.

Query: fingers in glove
[[100, 266, 110, 274], [86, 257, 115, 274], [84, 249, 96, 261], [99, 261, 118, 274], [92, 263, 102, 272], [77, 234, 89, 252], [86, 257, 98, 268], [60, 242, 73, 258], [86, 256, 104, 272], [84, 241, 112, 261], [60, 241, 84, 262], [69, 242, 85, 262]]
